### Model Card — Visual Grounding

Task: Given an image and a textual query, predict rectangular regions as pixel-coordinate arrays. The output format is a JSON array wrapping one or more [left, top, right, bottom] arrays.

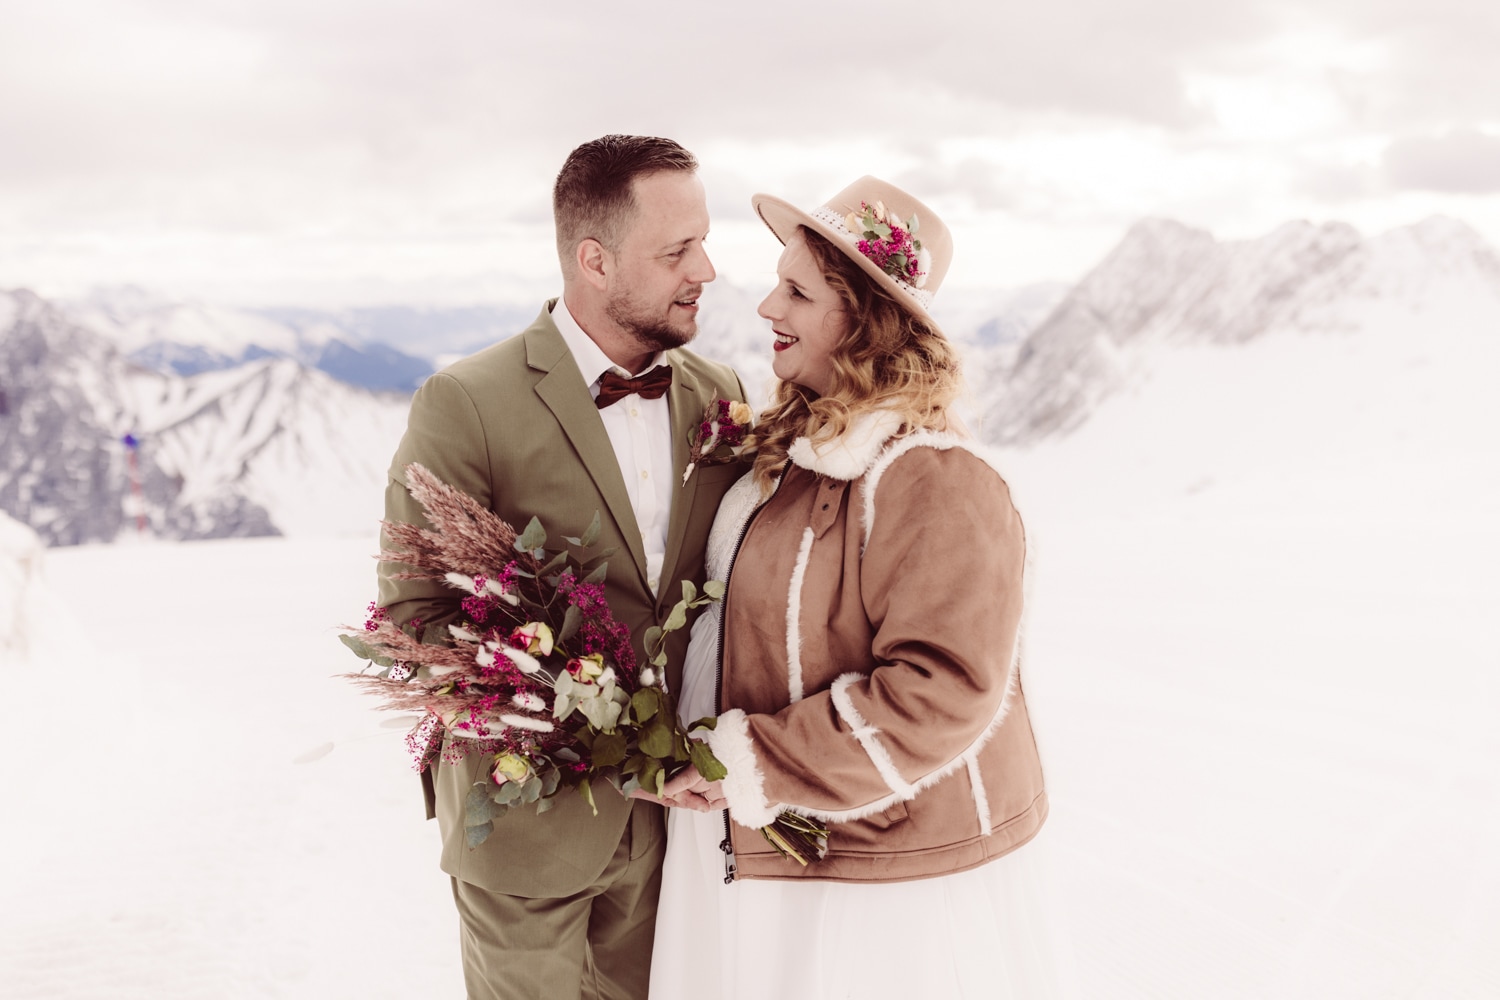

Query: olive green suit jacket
[[377, 302, 746, 898]]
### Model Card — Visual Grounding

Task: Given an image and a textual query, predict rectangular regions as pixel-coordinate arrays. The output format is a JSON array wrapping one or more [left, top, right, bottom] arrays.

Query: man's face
[[602, 170, 715, 355]]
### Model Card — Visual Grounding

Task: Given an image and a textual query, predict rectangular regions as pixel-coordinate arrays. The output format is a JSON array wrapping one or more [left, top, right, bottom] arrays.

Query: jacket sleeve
[[706, 444, 1027, 827], [376, 372, 493, 643]]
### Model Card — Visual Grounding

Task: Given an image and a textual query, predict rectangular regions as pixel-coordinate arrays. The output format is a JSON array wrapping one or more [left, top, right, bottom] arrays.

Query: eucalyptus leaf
[[631, 688, 660, 723], [535, 795, 557, 815], [593, 731, 627, 767], [585, 562, 608, 585], [495, 780, 522, 805], [639, 757, 664, 797], [702, 580, 725, 601], [662, 601, 687, 634], [580, 510, 601, 548], [873, 221, 892, 239], [680, 580, 698, 604], [643, 625, 663, 652], [578, 777, 597, 815], [689, 740, 728, 782], [540, 549, 568, 575], [466, 783, 495, 821], [688, 716, 718, 732], [516, 516, 547, 555], [465, 821, 494, 848], [639, 717, 673, 758], [339, 634, 374, 659], [559, 604, 582, 643]]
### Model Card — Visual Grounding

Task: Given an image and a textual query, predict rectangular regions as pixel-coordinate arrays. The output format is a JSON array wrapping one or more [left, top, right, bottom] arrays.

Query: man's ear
[[576, 239, 610, 291]]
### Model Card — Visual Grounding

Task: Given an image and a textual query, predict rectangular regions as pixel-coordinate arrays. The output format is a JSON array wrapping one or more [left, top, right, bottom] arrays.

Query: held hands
[[630, 767, 726, 812]]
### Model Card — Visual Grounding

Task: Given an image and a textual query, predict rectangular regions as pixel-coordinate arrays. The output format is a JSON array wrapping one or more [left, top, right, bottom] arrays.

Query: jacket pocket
[[859, 800, 910, 831]]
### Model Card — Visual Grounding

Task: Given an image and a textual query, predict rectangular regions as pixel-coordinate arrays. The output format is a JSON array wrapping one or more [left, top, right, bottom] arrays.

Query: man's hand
[[628, 768, 726, 812]]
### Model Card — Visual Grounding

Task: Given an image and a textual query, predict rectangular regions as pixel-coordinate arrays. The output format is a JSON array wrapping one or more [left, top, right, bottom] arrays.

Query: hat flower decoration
[[844, 200, 932, 290]]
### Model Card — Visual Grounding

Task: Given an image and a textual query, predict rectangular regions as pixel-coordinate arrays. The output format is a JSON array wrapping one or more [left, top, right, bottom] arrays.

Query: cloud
[[1384, 131, 1500, 194], [3, 0, 1500, 305]]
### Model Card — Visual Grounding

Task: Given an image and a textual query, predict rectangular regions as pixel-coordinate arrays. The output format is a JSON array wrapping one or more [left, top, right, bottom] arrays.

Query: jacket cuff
[[704, 709, 780, 828]]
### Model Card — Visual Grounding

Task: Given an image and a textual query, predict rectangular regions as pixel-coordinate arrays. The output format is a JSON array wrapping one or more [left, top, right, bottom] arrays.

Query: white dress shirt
[[551, 297, 675, 594]]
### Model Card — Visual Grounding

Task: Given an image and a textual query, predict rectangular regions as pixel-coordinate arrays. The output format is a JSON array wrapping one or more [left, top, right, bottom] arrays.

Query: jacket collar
[[787, 409, 906, 480]]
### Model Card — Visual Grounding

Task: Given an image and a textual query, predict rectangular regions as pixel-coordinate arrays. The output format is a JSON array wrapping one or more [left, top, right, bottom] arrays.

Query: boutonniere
[[682, 398, 754, 485]]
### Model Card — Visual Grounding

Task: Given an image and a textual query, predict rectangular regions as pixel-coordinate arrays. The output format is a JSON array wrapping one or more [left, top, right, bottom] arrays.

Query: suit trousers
[[451, 800, 667, 1000]]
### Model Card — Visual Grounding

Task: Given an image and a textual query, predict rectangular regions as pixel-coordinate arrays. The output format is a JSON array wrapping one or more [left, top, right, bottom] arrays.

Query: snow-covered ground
[[2, 306, 1497, 997]]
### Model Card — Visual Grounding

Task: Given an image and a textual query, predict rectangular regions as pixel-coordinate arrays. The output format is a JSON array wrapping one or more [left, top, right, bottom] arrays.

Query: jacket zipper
[[715, 460, 792, 884]]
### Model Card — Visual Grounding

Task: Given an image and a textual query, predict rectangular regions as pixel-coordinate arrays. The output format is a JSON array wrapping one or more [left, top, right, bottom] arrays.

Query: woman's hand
[[628, 768, 726, 812]]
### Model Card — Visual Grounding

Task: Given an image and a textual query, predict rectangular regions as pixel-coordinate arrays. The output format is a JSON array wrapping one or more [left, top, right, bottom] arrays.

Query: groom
[[377, 135, 747, 999]]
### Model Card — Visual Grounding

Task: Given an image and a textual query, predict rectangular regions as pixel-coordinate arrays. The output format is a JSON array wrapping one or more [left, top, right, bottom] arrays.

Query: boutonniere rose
[[682, 398, 754, 484]]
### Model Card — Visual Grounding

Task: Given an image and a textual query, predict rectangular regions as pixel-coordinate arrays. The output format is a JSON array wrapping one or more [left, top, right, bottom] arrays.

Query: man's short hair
[[553, 135, 699, 275]]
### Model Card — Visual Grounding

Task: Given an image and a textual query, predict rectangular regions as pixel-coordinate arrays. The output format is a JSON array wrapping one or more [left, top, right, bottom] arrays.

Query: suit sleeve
[[706, 446, 1027, 826], [376, 372, 493, 643]]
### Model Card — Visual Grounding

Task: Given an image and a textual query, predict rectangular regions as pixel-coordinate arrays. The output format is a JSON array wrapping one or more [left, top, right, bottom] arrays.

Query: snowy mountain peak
[[983, 215, 1500, 445]]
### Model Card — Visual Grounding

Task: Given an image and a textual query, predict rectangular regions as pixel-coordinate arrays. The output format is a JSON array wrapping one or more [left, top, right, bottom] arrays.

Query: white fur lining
[[709, 661, 1023, 829], [782, 640, 1024, 826], [830, 672, 918, 798], [860, 430, 1021, 554], [965, 753, 993, 836], [784, 527, 816, 703], [787, 409, 905, 481], [702, 709, 781, 829], [714, 428, 1044, 832]]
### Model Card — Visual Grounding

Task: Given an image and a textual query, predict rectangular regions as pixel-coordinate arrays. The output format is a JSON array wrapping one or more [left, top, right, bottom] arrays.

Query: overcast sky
[[2, 0, 1498, 308]]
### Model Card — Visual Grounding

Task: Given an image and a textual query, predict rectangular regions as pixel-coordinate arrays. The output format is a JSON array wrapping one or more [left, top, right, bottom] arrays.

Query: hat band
[[810, 206, 935, 310]]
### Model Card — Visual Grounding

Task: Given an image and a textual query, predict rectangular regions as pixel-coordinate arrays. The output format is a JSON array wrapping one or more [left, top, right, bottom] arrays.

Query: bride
[[642, 177, 1066, 998]]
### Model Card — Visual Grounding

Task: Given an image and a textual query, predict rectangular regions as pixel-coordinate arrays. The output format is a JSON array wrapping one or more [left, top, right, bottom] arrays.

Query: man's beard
[[605, 290, 699, 355]]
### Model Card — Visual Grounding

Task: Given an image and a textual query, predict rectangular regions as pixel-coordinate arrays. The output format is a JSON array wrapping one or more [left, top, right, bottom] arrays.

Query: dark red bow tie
[[595, 365, 672, 409]]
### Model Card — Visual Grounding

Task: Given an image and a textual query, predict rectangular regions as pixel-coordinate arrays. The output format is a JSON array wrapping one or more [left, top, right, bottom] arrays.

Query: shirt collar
[[552, 297, 665, 395]]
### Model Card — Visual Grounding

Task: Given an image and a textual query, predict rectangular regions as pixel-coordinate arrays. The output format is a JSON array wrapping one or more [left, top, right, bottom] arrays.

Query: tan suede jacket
[[703, 412, 1047, 882]]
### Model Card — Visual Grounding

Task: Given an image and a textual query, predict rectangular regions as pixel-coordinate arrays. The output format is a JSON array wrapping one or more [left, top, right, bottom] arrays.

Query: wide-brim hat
[[751, 175, 952, 324]]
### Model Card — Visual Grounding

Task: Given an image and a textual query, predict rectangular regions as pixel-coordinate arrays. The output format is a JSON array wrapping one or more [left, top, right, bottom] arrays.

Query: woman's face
[[757, 232, 850, 395]]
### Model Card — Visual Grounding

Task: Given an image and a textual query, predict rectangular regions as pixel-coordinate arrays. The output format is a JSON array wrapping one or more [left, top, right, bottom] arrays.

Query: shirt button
[[629, 407, 639, 417], [648, 577, 659, 590], [640, 470, 650, 480]]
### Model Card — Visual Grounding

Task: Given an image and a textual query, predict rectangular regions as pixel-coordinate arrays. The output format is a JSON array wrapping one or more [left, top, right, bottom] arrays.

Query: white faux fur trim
[[717, 433, 1043, 830], [785, 651, 1023, 826], [703, 709, 781, 829], [860, 430, 1019, 553], [830, 672, 917, 798], [966, 754, 993, 836], [784, 527, 816, 703], [787, 409, 905, 481]]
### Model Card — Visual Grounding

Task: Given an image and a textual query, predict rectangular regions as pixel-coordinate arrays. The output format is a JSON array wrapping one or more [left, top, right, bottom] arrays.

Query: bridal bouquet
[[341, 462, 726, 848]]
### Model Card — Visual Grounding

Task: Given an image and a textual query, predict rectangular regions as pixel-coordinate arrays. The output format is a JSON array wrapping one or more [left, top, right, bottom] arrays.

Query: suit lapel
[[525, 312, 650, 588], [659, 353, 708, 605]]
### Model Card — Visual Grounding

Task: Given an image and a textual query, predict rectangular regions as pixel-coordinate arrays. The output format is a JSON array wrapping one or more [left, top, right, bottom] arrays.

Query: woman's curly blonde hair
[[749, 226, 963, 490]]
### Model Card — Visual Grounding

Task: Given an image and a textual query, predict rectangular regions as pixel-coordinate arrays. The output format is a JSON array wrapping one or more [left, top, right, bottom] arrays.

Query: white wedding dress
[[649, 474, 1071, 999]]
